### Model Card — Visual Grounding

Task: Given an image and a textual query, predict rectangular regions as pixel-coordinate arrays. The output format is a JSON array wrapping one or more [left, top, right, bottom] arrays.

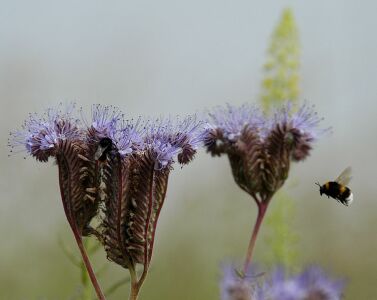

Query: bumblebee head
[[315, 182, 323, 195], [95, 137, 113, 161]]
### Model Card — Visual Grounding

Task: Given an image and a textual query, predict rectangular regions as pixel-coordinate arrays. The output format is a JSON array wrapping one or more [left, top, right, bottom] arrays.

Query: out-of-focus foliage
[[261, 8, 300, 111], [264, 192, 299, 269], [261, 8, 300, 270], [59, 236, 129, 299]]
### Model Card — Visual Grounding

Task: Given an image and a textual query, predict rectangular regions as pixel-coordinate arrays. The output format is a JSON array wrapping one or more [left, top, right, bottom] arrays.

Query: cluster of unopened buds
[[9, 102, 338, 300]]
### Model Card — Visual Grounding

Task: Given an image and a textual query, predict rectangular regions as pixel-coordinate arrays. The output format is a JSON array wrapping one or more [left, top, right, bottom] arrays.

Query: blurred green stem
[[243, 196, 271, 274], [71, 229, 106, 300], [129, 267, 140, 300], [81, 239, 92, 300]]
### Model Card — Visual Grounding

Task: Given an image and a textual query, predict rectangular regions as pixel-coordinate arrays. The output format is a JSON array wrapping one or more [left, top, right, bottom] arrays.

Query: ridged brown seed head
[[98, 146, 133, 268], [56, 139, 99, 235], [228, 126, 263, 195], [99, 149, 170, 269], [9, 104, 100, 235]]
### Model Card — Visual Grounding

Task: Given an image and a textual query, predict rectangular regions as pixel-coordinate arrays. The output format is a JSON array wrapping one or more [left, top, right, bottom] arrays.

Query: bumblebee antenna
[[315, 182, 321, 187]]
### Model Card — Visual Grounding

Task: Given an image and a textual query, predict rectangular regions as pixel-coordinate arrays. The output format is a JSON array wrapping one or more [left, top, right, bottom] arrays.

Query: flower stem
[[129, 267, 140, 300], [243, 197, 270, 275], [71, 229, 106, 300], [57, 157, 106, 300]]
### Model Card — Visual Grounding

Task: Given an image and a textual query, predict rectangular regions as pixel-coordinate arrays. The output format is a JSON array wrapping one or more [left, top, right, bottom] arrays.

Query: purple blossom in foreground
[[256, 266, 345, 300], [221, 264, 259, 300], [220, 265, 344, 300], [9, 103, 81, 162]]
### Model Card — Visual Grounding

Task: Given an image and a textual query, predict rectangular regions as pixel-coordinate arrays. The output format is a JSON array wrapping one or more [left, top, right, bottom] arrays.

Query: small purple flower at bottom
[[221, 264, 261, 300], [256, 266, 345, 300]]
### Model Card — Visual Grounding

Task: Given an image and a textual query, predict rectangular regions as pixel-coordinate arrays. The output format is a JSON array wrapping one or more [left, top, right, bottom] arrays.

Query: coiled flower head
[[9, 103, 81, 162], [205, 102, 328, 200], [143, 115, 206, 169]]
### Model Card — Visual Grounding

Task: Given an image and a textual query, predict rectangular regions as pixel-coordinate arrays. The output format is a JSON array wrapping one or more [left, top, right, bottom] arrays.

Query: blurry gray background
[[1, 0, 376, 299]]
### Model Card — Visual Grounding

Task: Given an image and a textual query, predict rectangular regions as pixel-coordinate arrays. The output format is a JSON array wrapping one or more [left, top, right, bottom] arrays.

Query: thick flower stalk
[[205, 102, 327, 274], [9, 104, 106, 300], [220, 264, 344, 300]]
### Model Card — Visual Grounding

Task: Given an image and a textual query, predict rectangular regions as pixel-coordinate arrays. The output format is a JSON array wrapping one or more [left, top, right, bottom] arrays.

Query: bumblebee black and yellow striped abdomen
[[320, 181, 353, 206]]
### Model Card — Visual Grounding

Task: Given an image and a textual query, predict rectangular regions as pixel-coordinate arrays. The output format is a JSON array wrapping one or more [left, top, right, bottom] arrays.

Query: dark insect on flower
[[95, 137, 114, 162], [315, 167, 353, 206]]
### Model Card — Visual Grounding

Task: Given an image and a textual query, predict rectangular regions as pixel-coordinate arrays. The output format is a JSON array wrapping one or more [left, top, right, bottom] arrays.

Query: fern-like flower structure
[[9, 103, 206, 300], [205, 102, 327, 274], [205, 102, 325, 201]]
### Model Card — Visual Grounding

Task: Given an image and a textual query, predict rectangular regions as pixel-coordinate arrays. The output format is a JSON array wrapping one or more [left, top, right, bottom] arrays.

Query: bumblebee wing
[[335, 166, 352, 186]]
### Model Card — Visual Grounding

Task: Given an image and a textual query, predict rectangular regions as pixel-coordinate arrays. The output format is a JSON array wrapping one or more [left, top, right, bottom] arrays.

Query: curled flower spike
[[206, 102, 327, 200], [205, 102, 328, 274], [9, 103, 81, 162], [9, 103, 106, 299], [115, 118, 145, 156], [256, 266, 345, 300], [205, 104, 264, 156], [270, 102, 329, 162], [144, 115, 206, 169], [91, 104, 121, 136], [94, 113, 206, 299]]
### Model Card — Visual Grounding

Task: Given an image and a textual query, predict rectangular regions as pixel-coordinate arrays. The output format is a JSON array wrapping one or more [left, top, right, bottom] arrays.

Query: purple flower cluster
[[221, 265, 344, 300], [9, 103, 207, 298], [9, 103, 81, 161], [10, 104, 205, 169], [221, 264, 259, 300], [205, 102, 328, 200]]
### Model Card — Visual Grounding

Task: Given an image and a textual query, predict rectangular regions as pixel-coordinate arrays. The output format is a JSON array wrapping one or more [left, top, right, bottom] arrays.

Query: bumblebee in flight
[[315, 167, 353, 206]]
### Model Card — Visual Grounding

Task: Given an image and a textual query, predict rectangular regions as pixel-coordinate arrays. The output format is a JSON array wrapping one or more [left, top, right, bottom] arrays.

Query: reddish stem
[[242, 197, 270, 275], [72, 229, 106, 300], [57, 157, 106, 300]]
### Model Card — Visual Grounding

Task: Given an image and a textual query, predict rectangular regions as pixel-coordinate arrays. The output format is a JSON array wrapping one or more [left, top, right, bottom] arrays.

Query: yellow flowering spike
[[261, 8, 300, 112]]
